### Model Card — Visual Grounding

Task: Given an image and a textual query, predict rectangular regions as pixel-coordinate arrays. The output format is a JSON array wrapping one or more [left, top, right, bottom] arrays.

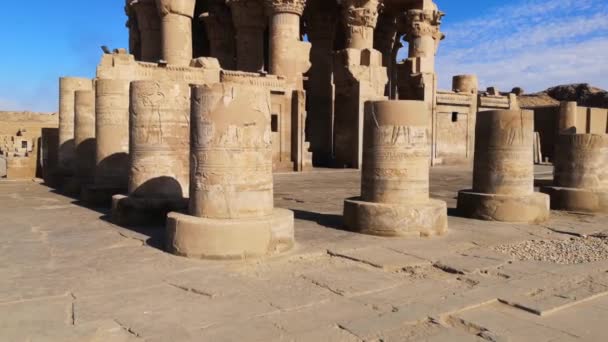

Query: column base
[[111, 194, 189, 226], [81, 185, 126, 207], [457, 190, 550, 223], [540, 186, 608, 214], [166, 208, 295, 260], [343, 198, 448, 237]]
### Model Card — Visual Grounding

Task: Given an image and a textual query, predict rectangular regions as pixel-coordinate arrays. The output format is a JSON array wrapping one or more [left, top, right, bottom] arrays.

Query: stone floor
[[1, 165, 608, 341]]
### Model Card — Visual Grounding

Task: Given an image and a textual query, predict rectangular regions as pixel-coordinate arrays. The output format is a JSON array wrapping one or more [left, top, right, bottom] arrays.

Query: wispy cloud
[[431, 0, 608, 92]]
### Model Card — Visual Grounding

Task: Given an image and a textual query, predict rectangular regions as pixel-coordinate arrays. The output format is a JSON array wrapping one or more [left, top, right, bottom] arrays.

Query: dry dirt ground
[[1, 165, 608, 341]]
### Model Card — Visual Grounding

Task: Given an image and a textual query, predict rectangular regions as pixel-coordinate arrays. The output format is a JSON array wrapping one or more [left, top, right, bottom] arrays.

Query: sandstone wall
[[0, 112, 58, 180]]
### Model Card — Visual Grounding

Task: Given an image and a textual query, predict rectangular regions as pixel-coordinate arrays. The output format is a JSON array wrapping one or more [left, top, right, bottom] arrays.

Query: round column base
[[343, 198, 448, 237], [540, 186, 608, 214], [166, 208, 295, 260], [457, 190, 550, 223], [112, 194, 188, 226]]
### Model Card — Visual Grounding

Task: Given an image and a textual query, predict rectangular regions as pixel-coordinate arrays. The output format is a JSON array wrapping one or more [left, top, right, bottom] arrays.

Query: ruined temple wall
[[524, 104, 608, 162], [0, 112, 58, 180]]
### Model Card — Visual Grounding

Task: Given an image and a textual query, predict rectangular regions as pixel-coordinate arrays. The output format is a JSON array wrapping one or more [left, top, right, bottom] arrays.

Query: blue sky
[[0, 0, 606, 112]]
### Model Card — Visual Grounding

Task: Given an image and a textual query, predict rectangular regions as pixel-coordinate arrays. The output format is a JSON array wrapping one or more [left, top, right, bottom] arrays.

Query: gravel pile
[[494, 237, 608, 264]]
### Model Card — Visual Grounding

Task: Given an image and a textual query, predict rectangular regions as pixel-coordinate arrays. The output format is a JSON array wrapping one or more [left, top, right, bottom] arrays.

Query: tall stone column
[[305, 3, 337, 165], [73, 90, 96, 187], [227, 0, 266, 72], [264, 0, 310, 86], [156, 0, 196, 66], [340, 0, 381, 49], [541, 134, 608, 213], [396, 5, 444, 101], [200, 0, 236, 69], [457, 110, 550, 223], [112, 80, 190, 225], [125, 1, 142, 60], [374, 11, 398, 97], [343, 100, 448, 237], [333, 0, 387, 168], [81, 79, 130, 206], [58, 77, 93, 175], [166, 83, 295, 259], [129, 0, 162, 62]]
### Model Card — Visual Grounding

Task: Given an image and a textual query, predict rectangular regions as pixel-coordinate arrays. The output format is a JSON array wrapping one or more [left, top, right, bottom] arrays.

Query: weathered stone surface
[[73, 90, 96, 187], [344, 100, 448, 237], [58, 77, 93, 173], [458, 109, 550, 223], [542, 134, 608, 213], [166, 82, 294, 259]]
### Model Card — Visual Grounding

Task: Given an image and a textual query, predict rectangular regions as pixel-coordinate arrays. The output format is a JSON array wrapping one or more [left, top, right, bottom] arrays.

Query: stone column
[[340, 0, 381, 49], [558, 101, 578, 134], [58, 77, 93, 175], [541, 134, 608, 213], [400, 8, 444, 73], [343, 100, 448, 237], [166, 83, 295, 259], [81, 79, 130, 206], [156, 0, 196, 66], [125, 1, 142, 60], [227, 0, 266, 72], [73, 89, 96, 187], [333, 0, 388, 168], [452, 74, 478, 94], [112, 80, 190, 225], [129, 0, 162, 62], [305, 5, 337, 165], [457, 110, 550, 223], [374, 12, 398, 97], [264, 0, 310, 85], [200, 0, 236, 69]]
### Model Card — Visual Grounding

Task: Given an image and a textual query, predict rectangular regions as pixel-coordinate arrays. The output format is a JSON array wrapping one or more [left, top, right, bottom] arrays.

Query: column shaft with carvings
[[333, 0, 387, 169], [128, 0, 162, 62], [201, 0, 236, 69], [305, 3, 338, 166], [156, 0, 196, 66], [227, 0, 266, 72]]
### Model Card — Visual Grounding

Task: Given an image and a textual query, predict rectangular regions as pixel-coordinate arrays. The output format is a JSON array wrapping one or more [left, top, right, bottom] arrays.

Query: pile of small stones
[[494, 237, 608, 264]]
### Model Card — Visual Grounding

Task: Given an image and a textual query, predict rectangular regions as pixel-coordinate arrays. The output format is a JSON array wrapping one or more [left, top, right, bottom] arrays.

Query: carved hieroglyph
[[166, 82, 295, 259], [542, 134, 608, 213], [458, 110, 550, 223], [201, 0, 236, 69], [58, 77, 93, 173], [344, 100, 448, 237]]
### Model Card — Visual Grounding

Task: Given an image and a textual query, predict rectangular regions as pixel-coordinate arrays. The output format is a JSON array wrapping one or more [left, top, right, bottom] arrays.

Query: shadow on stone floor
[[292, 209, 344, 231], [98, 213, 166, 250], [534, 179, 553, 187]]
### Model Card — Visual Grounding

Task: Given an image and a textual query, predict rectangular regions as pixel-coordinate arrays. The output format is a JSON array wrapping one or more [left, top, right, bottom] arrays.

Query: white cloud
[[430, 0, 608, 92]]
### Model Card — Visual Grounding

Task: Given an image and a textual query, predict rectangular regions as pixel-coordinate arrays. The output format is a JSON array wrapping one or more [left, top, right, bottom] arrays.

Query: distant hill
[[518, 84, 608, 109]]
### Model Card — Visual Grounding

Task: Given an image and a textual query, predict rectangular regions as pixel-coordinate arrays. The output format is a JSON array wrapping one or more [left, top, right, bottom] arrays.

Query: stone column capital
[[155, 0, 196, 18], [399, 8, 444, 41], [264, 0, 307, 16], [338, 0, 382, 29]]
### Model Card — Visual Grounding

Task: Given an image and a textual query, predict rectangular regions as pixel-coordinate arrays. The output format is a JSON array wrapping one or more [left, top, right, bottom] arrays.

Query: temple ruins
[[19, 0, 601, 258]]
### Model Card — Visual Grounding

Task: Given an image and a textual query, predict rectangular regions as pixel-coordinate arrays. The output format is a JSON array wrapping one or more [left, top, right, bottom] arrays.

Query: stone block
[[457, 190, 550, 223], [541, 186, 608, 214]]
